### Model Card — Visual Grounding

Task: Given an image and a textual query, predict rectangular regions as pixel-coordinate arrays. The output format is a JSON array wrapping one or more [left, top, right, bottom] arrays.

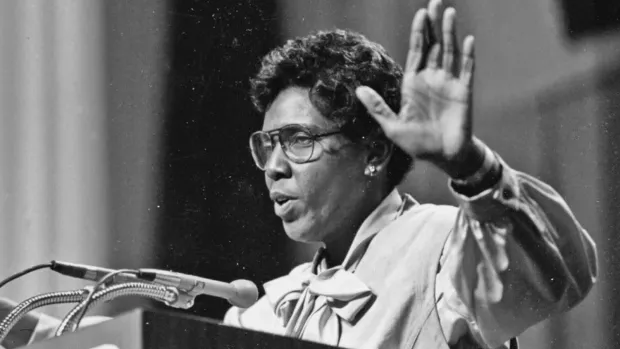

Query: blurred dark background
[[0, 0, 618, 348], [154, 0, 288, 318]]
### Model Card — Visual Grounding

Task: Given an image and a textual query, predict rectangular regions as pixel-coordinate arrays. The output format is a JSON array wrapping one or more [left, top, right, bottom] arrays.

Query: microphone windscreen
[[228, 280, 259, 308]]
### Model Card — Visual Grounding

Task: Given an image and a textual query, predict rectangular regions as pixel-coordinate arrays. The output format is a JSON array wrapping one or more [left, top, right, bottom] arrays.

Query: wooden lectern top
[[21, 308, 338, 349]]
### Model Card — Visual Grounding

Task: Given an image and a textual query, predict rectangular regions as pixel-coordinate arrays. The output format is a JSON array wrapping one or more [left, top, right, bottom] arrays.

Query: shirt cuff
[[449, 154, 522, 223], [449, 141, 503, 197], [451, 142, 497, 186]]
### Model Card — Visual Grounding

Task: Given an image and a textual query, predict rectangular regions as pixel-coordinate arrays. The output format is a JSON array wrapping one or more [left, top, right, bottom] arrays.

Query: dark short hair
[[250, 29, 413, 188]]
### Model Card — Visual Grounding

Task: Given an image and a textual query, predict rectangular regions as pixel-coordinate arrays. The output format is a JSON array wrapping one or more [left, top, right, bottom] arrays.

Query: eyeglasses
[[249, 124, 342, 170]]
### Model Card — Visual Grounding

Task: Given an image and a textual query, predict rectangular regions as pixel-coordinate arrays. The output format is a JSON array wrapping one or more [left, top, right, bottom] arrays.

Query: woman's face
[[260, 87, 372, 243]]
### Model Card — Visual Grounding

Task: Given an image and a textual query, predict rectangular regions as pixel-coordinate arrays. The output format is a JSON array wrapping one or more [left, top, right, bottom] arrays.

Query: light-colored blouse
[[223, 144, 598, 349]]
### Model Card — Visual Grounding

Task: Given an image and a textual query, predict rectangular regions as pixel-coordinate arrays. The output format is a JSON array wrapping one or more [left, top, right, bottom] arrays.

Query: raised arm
[[355, 0, 598, 347]]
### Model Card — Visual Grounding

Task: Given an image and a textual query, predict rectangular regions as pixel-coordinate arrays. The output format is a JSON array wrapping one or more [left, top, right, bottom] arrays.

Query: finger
[[405, 9, 428, 73], [427, 43, 441, 70], [355, 86, 398, 127], [459, 35, 475, 87], [442, 8, 458, 76], [427, 0, 443, 47]]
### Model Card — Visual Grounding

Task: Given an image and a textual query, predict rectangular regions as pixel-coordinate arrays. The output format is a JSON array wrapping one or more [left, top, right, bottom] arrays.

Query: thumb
[[355, 86, 398, 126]]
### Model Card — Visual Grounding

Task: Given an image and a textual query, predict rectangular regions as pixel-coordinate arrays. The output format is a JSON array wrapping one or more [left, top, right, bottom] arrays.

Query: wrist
[[440, 138, 486, 180]]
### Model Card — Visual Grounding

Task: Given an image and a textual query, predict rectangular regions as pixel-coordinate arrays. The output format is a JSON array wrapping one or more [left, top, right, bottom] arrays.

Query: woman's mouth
[[274, 198, 294, 218], [270, 191, 297, 219]]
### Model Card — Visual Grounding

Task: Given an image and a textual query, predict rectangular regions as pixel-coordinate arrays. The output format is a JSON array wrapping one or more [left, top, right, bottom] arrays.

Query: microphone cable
[[0, 263, 52, 290]]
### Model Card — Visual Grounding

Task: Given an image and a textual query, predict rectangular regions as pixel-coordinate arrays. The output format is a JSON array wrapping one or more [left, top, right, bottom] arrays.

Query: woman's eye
[[290, 134, 313, 146]]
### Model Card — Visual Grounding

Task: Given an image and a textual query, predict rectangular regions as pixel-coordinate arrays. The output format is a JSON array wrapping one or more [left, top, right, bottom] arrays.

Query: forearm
[[446, 142, 598, 347]]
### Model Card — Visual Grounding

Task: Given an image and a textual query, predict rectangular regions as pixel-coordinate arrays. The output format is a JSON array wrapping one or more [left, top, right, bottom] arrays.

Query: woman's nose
[[264, 144, 292, 180]]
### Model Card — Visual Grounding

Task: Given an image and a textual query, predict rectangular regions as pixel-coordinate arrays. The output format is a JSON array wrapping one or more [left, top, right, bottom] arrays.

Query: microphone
[[50, 261, 259, 308], [137, 269, 258, 308]]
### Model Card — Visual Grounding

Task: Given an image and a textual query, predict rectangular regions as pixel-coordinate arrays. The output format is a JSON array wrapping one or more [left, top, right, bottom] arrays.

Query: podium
[[20, 308, 338, 349]]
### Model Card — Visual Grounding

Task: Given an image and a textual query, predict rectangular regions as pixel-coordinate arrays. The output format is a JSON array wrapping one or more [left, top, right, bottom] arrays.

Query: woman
[[223, 0, 598, 348]]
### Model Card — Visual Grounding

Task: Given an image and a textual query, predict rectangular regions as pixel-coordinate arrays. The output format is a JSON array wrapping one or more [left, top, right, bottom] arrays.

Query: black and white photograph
[[0, 0, 618, 348]]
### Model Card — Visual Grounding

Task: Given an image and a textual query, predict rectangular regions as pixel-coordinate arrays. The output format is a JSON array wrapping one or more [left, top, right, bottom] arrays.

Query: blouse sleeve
[[441, 143, 598, 348]]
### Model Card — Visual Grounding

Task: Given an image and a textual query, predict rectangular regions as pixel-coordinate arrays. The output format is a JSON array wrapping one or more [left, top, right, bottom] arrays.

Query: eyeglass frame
[[249, 123, 343, 170]]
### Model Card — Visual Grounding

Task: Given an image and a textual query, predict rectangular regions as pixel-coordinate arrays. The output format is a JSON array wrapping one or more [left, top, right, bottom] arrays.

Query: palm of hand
[[356, 5, 476, 165], [396, 69, 472, 162]]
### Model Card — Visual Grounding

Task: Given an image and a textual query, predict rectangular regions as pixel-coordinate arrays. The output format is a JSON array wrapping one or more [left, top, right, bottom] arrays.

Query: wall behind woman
[[0, 0, 169, 318], [277, 0, 619, 348], [0, 0, 110, 318]]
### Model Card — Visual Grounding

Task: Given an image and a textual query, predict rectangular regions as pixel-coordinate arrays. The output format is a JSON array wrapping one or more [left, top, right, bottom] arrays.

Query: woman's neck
[[321, 186, 392, 268]]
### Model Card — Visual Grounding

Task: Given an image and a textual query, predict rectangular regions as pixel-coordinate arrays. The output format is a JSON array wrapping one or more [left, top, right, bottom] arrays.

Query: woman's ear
[[364, 139, 393, 177]]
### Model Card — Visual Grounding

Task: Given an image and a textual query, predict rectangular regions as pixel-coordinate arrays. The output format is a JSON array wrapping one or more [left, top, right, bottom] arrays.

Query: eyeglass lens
[[250, 126, 316, 169]]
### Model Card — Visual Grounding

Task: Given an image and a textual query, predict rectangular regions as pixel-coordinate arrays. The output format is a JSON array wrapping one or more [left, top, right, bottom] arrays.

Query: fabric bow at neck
[[264, 264, 374, 346]]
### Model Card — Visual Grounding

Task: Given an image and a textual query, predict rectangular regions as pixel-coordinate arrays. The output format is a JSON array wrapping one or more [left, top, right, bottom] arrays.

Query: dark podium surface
[[21, 308, 338, 349]]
